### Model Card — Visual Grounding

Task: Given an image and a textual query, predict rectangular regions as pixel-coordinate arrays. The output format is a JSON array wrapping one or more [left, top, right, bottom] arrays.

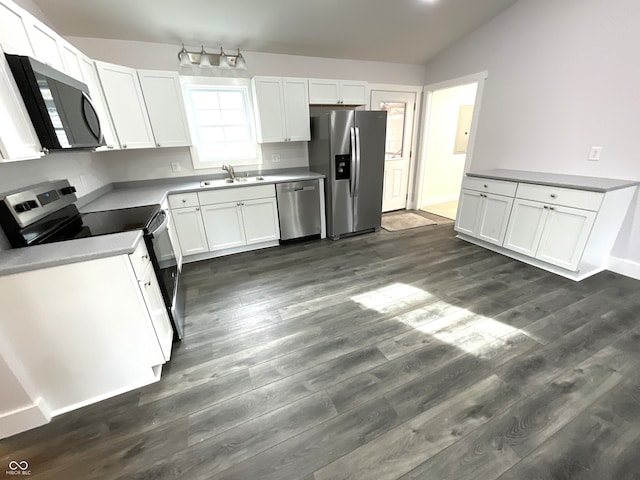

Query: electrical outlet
[[271, 153, 281, 163], [588, 146, 603, 161], [170, 161, 181, 172]]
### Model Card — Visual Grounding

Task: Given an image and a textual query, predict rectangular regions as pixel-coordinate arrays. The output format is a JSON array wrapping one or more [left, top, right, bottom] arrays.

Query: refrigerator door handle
[[354, 127, 361, 197], [350, 127, 357, 197]]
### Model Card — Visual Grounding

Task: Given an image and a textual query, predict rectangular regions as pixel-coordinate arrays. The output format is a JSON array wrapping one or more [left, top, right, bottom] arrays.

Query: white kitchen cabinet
[[24, 18, 65, 72], [308, 78, 368, 105], [0, 0, 33, 56], [201, 202, 246, 251], [0, 45, 42, 161], [455, 171, 637, 280], [95, 60, 156, 149], [138, 70, 191, 148], [171, 205, 209, 256], [252, 76, 310, 143], [78, 56, 119, 150], [200, 186, 280, 251], [455, 179, 515, 247], [58, 40, 84, 82], [0, 244, 169, 426], [504, 198, 596, 271], [138, 260, 173, 361], [242, 198, 281, 244]]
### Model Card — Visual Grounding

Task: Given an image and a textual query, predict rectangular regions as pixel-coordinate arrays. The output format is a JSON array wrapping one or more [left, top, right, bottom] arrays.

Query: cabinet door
[[139, 264, 173, 361], [242, 198, 280, 244], [25, 19, 65, 72], [172, 206, 209, 256], [339, 81, 367, 105], [95, 61, 155, 149], [454, 189, 482, 237], [308, 79, 339, 104], [59, 41, 84, 82], [0, 1, 33, 55], [536, 205, 596, 271], [503, 199, 547, 256], [476, 193, 514, 246], [137, 70, 191, 147], [253, 77, 286, 143], [0, 46, 42, 161], [78, 57, 119, 150], [282, 78, 310, 142], [201, 202, 246, 251]]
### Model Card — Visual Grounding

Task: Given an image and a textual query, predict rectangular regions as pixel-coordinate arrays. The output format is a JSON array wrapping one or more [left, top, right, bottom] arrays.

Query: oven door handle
[[149, 209, 170, 238]]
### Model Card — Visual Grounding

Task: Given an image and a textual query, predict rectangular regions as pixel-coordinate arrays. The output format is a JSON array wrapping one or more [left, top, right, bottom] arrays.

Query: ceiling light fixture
[[177, 44, 248, 69]]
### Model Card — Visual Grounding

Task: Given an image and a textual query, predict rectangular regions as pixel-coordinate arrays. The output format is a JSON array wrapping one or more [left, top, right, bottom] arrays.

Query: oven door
[[147, 209, 184, 339]]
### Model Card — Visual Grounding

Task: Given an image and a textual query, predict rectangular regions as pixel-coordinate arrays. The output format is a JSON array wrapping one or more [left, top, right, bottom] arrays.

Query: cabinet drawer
[[198, 184, 276, 205], [129, 240, 151, 280], [516, 183, 603, 211], [462, 177, 517, 197], [169, 192, 199, 209]]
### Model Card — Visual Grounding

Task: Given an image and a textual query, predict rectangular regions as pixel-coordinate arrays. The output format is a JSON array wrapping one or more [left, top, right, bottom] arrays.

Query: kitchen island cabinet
[[455, 170, 639, 280]]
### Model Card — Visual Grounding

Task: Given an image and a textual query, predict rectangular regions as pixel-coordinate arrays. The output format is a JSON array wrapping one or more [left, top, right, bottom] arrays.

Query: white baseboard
[[421, 194, 459, 207], [0, 398, 51, 440], [607, 256, 640, 280]]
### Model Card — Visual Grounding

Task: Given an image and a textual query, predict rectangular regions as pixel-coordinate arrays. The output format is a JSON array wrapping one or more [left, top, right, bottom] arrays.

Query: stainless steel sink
[[200, 176, 266, 188]]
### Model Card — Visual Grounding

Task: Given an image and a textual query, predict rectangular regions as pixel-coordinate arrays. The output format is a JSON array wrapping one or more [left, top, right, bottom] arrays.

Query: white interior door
[[370, 91, 416, 212]]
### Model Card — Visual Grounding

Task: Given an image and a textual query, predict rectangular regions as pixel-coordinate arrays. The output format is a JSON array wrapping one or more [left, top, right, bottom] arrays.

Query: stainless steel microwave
[[5, 54, 105, 151]]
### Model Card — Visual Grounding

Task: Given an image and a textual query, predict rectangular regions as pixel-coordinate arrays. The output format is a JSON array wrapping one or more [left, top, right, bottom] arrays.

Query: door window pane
[[379, 102, 406, 159]]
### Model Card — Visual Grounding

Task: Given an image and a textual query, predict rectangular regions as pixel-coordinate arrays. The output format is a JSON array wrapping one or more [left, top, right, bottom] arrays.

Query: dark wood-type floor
[[2, 224, 640, 479]]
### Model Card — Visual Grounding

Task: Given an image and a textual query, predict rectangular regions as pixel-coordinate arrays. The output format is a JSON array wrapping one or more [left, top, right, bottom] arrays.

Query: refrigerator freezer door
[[328, 110, 356, 238], [353, 111, 387, 232]]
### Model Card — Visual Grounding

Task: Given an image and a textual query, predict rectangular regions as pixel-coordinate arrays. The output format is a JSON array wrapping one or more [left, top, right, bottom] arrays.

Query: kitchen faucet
[[221, 164, 236, 181]]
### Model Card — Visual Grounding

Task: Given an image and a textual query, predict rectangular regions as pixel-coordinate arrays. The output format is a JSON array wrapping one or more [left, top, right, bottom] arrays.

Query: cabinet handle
[[123, 144, 128, 149], [142, 254, 149, 260], [549, 207, 555, 211], [182, 199, 187, 203], [156, 143, 161, 147], [107, 145, 115, 149], [544, 206, 548, 209], [483, 184, 488, 188], [550, 194, 557, 198], [196, 207, 200, 211]]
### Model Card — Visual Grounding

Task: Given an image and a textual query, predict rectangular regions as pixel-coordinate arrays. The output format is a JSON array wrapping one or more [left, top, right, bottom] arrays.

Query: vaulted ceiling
[[29, 0, 519, 65]]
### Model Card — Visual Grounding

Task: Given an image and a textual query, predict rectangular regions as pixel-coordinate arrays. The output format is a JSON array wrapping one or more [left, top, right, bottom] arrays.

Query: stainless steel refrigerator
[[309, 110, 387, 240]]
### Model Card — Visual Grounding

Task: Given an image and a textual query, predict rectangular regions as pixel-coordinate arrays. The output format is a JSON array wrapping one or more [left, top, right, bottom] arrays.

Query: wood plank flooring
[[2, 224, 640, 479]]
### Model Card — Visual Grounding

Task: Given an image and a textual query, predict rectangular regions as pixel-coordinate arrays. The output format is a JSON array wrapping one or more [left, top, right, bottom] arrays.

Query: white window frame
[[181, 76, 262, 170]]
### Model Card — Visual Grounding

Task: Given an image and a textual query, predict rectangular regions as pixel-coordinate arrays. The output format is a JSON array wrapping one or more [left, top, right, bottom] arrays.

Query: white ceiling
[[30, 0, 519, 65]]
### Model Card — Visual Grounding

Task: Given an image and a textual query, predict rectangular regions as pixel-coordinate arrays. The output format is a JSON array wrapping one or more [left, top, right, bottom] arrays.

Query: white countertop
[[0, 231, 142, 277], [466, 169, 639, 192], [0, 169, 324, 276]]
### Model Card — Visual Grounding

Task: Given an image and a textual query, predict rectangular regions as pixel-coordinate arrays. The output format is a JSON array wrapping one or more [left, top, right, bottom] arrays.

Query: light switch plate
[[170, 162, 181, 172], [588, 146, 603, 161], [271, 153, 281, 163]]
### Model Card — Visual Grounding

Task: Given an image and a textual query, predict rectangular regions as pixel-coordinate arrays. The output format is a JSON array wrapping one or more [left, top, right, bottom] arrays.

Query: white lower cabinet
[[171, 205, 209, 256], [200, 188, 280, 251], [201, 202, 246, 251], [455, 173, 637, 280], [0, 240, 171, 434], [455, 188, 514, 246]]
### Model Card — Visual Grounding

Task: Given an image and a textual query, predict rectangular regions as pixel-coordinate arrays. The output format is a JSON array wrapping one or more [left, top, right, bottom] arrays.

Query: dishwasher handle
[[278, 181, 318, 193]]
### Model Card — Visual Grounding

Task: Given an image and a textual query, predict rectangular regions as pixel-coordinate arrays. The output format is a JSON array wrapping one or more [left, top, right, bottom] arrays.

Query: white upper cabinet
[[0, 45, 42, 162], [78, 56, 119, 150], [0, 1, 33, 56], [95, 60, 156, 149], [252, 76, 310, 143], [308, 79, 368, 105], [58, 41, 85, 82], [24, 18, 65, 72], [137, 70, 191, 148]]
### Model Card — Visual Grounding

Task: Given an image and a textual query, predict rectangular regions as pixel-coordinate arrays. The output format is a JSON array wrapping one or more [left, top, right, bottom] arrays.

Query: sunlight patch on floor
[[352, 283, 524, 355]]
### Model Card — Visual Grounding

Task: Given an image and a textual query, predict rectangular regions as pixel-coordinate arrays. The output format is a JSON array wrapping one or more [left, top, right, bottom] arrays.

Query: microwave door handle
[[149, 210, 170, 238], [350, 127, 356, 198], [81, 91, 104, 143]]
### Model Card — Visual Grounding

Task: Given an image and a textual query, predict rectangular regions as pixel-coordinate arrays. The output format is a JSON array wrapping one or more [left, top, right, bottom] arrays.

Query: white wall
[[422, 0, 640, 267], [422, 83, 477, 206]]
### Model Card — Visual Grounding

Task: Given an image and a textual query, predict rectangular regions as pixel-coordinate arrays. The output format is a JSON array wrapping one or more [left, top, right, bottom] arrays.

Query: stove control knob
[[60, 186, 77, 195], [26, 200, 39, 209]]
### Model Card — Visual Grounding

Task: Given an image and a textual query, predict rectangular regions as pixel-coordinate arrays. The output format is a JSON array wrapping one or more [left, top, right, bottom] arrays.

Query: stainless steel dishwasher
[[276, 180, 322, 240]]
